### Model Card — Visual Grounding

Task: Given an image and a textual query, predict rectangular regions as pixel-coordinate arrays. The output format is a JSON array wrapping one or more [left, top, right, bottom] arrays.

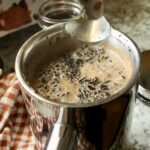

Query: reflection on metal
[[15, 23, 140, 150]]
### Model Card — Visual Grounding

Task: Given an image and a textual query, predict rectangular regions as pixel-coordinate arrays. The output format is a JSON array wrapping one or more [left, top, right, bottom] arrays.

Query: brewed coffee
[[33, 42, 131, 104]]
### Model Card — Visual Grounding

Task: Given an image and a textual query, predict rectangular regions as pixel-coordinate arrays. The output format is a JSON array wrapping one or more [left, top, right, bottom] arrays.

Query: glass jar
[[38, 0, 84, 29]]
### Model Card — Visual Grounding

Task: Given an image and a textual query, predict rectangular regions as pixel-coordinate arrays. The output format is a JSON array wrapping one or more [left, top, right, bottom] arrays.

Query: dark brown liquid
[[46, 10, 78, 20]]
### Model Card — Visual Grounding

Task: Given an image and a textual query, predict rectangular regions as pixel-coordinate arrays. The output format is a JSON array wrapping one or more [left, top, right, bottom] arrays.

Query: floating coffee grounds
[[33, 34, 131, 104]]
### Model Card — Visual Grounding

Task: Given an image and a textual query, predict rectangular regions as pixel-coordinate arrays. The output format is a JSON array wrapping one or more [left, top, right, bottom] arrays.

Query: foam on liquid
[[34, 44, 131, 104]]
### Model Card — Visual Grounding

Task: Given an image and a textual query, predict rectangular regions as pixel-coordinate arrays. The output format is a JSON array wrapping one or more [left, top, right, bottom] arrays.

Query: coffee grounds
[[33, 44, 129, 104]]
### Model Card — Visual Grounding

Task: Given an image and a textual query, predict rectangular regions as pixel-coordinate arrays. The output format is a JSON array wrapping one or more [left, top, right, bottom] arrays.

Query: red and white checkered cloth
[[0, 73, 37, 150], [0, 73, 94, 150]]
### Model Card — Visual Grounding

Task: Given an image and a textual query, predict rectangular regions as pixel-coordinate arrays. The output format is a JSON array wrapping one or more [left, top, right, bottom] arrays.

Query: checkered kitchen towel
[[0, 73, 36, 150], [0, 73, 94, 150]]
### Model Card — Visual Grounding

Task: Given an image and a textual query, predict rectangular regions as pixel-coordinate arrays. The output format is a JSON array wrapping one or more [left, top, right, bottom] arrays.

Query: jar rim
[[38, 0, 84, 23]]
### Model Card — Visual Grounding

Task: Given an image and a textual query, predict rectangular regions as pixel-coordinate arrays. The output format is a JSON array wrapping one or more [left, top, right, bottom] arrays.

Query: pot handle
[[44, 107, 77, 150]]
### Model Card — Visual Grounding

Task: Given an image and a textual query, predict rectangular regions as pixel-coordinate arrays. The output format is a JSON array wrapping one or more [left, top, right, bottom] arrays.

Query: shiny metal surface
[[22, 84, 137, 150], [65, 0, 111, 43], [110, 85, 138, 150], [65, 16, 111, 43], [15, 23, 140, 108], [45, 124, 77, 150], [45, 107, 77, 150], [15, 23, 140, 150]]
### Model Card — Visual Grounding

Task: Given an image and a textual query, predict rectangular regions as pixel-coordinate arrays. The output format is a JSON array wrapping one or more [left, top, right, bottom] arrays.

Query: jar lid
[[138, 50, 150, 106]]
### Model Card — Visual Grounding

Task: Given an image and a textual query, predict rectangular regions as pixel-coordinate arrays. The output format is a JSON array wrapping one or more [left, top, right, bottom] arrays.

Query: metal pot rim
[[15, 23, 141, 108]]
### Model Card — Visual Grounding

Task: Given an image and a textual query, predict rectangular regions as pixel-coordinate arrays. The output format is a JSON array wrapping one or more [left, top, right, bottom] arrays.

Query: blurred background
[[0, 0, 149, 49]]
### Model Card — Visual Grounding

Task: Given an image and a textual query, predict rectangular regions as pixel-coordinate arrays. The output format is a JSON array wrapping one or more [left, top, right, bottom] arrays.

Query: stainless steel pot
[[15, 23, 140, 150]]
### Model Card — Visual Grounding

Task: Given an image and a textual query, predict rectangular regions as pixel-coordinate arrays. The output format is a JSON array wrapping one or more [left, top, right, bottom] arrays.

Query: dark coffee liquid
[[46, 10, 78, 20]]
